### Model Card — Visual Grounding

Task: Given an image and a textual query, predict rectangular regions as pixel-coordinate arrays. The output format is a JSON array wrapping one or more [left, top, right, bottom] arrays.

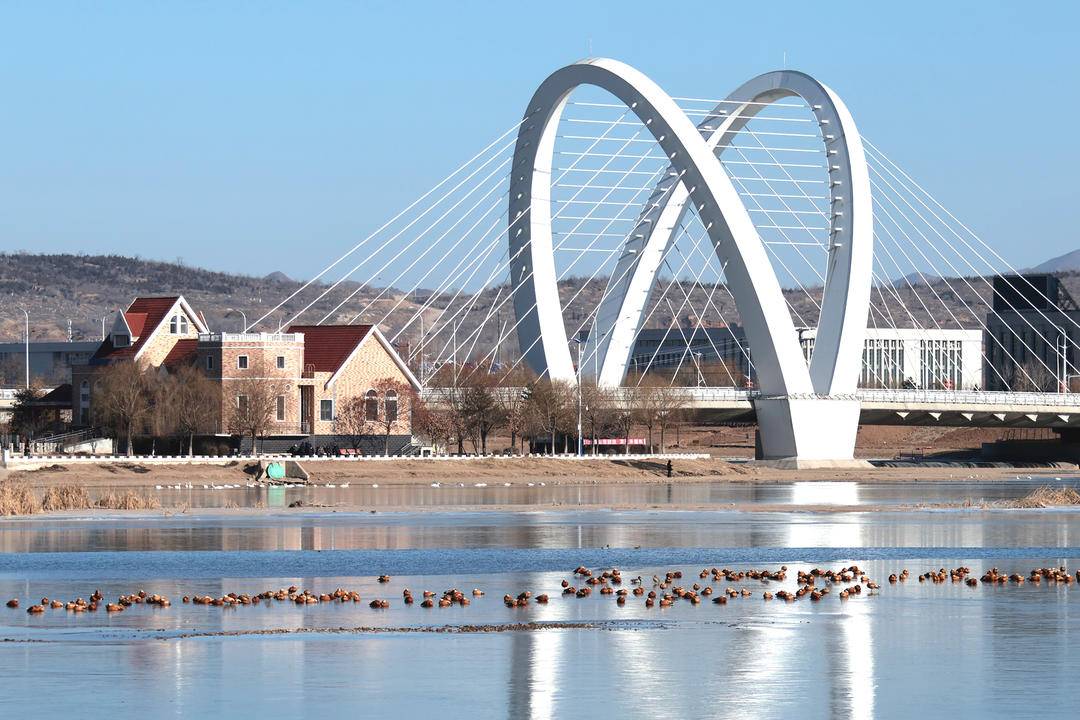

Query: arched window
[[365, 389, 379, 421], [170, 314, 189, 334], [385, 389, 398, 423]]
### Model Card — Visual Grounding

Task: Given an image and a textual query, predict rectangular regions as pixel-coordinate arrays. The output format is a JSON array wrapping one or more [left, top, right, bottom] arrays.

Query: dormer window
[[114, 334, 130, 348], [170, 314, 189, 334]]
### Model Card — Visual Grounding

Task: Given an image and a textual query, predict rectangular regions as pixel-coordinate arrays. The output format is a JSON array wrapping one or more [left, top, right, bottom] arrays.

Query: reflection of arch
[[364, 389, 378, 421], [584, 70, 871, 395]]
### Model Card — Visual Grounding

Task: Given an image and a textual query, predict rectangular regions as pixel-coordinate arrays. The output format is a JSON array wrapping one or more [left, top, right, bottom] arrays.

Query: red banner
[[584, 438, 646, 446]]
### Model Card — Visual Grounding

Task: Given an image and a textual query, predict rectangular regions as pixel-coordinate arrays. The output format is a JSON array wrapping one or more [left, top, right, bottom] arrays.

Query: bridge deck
[[423, 388, 1080, 429]]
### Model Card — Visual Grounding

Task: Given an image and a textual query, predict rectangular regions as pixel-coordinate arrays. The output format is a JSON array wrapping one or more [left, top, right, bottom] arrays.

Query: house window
[[237, 395, 249, 414], [320, 399, 334, 422], [114, 334, 130, 348], [276, 395, 286, 421], [385, 389, 398, 423], [365, 389, 378, 421], [276, 355, 285, 369], [237, 355, 248, 369], [206, 355, 214, 370], [169, 315, 189, 334]]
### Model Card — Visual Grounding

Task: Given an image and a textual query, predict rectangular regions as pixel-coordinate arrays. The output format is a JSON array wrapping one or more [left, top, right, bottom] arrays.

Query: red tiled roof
[[286, 324, 372, 374], [92, 296, 182, 363], [162, 338, 198, 369], [124, 312, 148, 338]]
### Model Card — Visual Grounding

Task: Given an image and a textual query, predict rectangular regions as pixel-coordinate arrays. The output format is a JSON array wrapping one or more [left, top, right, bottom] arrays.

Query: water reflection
[[63, 476, 1080, 512], [4, 509, 1080, 556]]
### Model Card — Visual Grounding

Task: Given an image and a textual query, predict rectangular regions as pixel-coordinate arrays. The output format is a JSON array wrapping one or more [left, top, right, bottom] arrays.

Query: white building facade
[[799, 327, 982, 390]]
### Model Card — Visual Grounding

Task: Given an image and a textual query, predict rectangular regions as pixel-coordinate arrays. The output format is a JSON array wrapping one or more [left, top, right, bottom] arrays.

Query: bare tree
[[368, 377, 418, 456], [526, 379, 573, 453], [93, 362, 153, 456], [499, 366, 535, 454], [163, 364, 220, 456], [334, 395, 371, 451], [610, 399, 635, 455], [580, 381, 616, 455], [227, 359, 290, 456], [459, 367, 505, 454], [412, 398, 454, 453], [653, 386, 688, 452]]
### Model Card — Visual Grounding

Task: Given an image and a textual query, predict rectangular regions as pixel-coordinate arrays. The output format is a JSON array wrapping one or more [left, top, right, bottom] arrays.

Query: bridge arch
[[509, 58, 817, 397], [508, 59, 873, 461], [582, 70, 872, 395]]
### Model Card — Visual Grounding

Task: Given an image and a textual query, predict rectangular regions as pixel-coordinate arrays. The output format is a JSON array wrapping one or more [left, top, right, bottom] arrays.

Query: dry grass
[[41, 484, 91, 511], [1009, 486, 1080, 509], [0, 479, 40, 516], [93, 491, 161, 510]]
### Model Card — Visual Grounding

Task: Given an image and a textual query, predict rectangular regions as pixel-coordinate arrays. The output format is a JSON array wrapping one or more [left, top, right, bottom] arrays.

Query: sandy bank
[[3, 456, 1073, 490]]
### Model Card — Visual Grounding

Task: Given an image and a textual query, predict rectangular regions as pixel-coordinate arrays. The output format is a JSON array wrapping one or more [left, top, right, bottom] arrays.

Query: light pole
[[225, 308, 248, 333], [101, 314, 109, 341], [572, 337, 583, 457], [21, 308, 29, 389], [1050, 324, 1067, 393]]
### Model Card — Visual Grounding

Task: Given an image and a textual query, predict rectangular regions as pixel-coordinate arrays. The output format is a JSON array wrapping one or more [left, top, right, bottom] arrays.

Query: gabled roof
[[286, 324, 373, 374], [162, 339, 198, 370], [286, 323, 421, 391], [91, 296, 209, 364], [26, 384, 72, 408]]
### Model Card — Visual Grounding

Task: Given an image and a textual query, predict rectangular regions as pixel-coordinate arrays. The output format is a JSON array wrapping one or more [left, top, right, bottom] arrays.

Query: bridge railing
[[855, 388, 1080, 407], [422, 385, 1080, 408]]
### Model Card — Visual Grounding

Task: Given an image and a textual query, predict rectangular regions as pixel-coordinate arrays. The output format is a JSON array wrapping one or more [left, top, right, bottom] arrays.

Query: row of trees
[[89, 360, 418, 456], [413, 363, 689, 454]]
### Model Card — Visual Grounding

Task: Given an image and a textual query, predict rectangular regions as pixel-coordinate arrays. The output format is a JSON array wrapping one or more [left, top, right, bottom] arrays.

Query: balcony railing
[[199, 332, 303, 343]]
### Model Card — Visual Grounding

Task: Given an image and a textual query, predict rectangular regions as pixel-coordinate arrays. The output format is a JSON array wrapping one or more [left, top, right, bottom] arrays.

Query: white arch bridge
[[255, 58, 1080, 464]]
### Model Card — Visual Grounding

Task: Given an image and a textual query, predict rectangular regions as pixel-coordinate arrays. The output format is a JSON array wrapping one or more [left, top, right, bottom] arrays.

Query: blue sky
[[1, 1, 1076, 279]]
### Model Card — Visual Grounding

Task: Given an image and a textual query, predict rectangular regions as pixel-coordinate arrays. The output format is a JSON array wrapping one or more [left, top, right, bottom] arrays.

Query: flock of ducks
[[7, 563, 1078, 617]]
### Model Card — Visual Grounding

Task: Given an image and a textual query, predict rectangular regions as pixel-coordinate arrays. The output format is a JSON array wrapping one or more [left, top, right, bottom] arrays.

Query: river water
[[1, 480, 1079, 718]]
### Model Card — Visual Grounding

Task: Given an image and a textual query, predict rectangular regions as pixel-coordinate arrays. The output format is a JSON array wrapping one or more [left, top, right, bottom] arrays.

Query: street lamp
[[571, 337, 584, 457], [20, 308, 29, 389], [101, 314, 110, 341], [225, 308, 248, 333]]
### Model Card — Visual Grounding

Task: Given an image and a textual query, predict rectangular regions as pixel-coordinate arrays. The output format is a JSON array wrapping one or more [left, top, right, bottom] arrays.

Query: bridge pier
[[752, 396, 864, 466]]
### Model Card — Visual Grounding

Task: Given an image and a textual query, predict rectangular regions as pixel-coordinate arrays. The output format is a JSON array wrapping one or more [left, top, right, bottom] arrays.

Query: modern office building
[[625, 323, 982, 389], [0, 340, 99, 386], [983, 274, 1080, 391]]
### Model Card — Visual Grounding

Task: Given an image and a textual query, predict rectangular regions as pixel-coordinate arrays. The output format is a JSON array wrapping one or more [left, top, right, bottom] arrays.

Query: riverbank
[[1, 455, 1074, 490]]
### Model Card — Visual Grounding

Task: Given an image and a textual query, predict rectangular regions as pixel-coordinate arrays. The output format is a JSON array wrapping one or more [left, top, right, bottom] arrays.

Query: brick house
[[70, 296, 420, 453], [194, 324, 419, 452], [71, 296, 209, 426]]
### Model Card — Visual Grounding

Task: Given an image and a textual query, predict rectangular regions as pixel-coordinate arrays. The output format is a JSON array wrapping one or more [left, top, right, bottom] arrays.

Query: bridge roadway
[[422, 388, 1080, 430]]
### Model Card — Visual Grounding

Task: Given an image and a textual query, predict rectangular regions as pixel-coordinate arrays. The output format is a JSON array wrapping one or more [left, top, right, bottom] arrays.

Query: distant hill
[[1031, 249, 1080, 274], [10, 251, 1080, 371]]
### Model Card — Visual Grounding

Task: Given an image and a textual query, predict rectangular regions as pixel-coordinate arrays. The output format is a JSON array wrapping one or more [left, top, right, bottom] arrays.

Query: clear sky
[[1, 1, 1077, 279]]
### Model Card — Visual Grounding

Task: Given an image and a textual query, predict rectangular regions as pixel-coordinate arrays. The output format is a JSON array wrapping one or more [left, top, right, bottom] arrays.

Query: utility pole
[[419, 314, 426, 387], [452, 320, 459, 387]]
